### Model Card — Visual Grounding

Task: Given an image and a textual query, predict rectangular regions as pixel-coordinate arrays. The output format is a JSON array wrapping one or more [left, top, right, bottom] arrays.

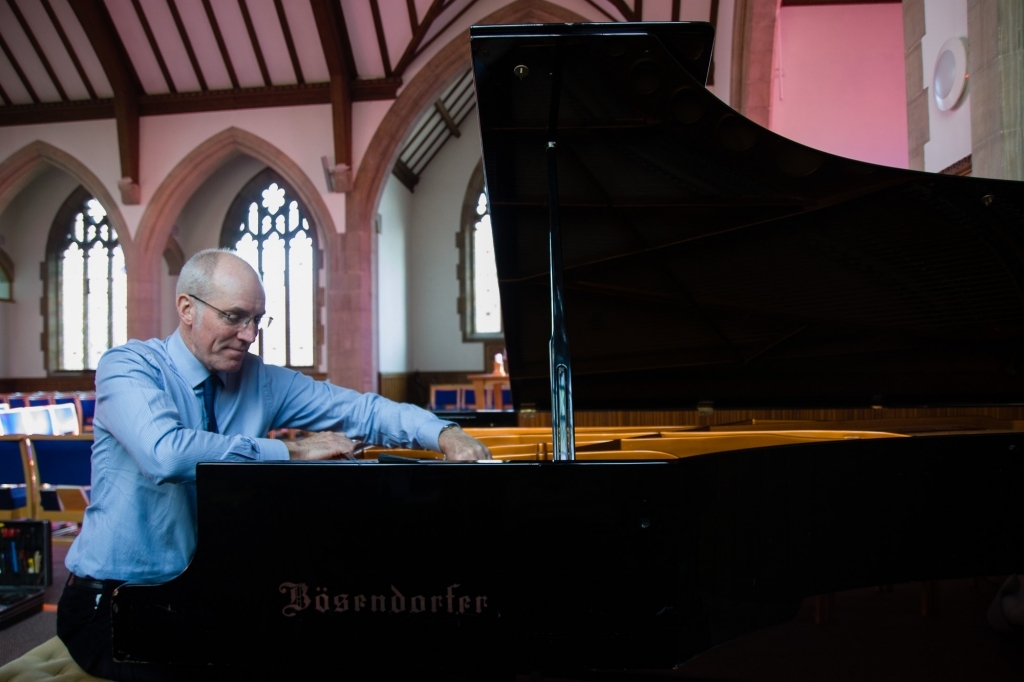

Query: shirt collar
[[168, 329, 218, 389]]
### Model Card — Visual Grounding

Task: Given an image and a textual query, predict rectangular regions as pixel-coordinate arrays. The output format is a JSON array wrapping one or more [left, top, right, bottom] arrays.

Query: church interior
[[0, 0, 1023, 679]]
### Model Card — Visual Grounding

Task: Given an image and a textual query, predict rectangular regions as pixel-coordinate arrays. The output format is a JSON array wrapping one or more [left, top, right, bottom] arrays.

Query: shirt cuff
[[254, 437, 290, 461], [417, 420, 458, 453]]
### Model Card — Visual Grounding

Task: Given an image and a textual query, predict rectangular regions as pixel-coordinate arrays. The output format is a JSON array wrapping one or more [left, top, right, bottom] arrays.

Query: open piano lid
[[471, 22, 1024, 412]]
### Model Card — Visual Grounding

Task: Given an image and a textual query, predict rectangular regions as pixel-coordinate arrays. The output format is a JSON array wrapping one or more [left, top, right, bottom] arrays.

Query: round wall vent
[[933, 37, 968, 112]]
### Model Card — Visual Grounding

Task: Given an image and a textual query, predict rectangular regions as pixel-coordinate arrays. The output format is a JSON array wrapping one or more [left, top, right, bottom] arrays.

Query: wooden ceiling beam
[[41, 0, 96, 99], [0, 80, 11, 106], [392, 0, 445, 77], [0, 27, 40, 104], [273, 0, 304, 84], [201, 0, 239, 89], [7, 0, 67, 100], [434, 99, 460, 138], [414, 0, 481, 61], [0, 97, 113, 125], [168, 0, 206, 91], [0, 78, 400, 127], [129, 0, 175, 93], [368, 0, 392, 77], [70, 0, 142, 204], [237, 0, 271, 87], [406, 0, 419, 31], [309, 0, 356, 192], [581, 0, 617, 21], [672, 0, 680, 21], [607, 0, 638, 21]]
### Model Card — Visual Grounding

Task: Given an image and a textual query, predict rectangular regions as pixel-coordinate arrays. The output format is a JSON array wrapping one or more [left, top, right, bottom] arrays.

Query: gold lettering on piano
[[278, 582, 490, 618]]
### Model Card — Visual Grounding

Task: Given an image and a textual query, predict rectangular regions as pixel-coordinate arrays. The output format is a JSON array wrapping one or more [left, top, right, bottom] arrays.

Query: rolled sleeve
[[414, 419, 457, 453], [254, 437, 290, 461]]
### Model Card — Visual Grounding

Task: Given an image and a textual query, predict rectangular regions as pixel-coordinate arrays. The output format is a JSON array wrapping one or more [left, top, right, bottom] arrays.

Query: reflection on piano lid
[[109, 22, 1024, 677], [472, 22, 1024, 412]]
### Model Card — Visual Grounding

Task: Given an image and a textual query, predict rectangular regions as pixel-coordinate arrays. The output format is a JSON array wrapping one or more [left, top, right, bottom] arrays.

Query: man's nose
[[237, 320, 258, 343]]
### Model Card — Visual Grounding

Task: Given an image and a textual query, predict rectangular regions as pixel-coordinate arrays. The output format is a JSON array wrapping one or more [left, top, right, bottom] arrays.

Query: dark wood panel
[[0, 98, 114, 125], [0, 79, 400, 126], [0, 375, 96, 393]]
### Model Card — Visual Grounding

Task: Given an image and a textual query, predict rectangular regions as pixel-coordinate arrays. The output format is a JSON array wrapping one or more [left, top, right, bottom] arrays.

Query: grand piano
[[112, 22, 1024, 677]]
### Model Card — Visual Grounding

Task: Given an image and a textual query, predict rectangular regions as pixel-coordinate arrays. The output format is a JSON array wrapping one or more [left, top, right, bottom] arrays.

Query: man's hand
[[286, 432, 359, 460], [438, 426, 492, 461]]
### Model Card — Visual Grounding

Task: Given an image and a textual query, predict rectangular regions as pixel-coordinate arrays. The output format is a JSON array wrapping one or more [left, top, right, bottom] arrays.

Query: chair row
[[429, 384, 513, 411], [0, 392, 95, 431], [0, 435, 93, 523], [0, 403, 82, 436]]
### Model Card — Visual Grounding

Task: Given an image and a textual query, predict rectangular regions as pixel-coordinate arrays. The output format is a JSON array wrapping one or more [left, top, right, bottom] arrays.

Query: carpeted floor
[[2, 538, 1022, 680]]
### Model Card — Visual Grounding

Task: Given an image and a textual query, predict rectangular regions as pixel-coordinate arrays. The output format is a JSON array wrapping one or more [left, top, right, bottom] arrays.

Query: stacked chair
[[0, 395, 94, 524]]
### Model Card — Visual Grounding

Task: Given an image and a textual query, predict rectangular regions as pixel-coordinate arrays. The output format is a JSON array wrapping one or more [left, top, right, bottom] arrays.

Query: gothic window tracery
[[221, 169, 319, 368], [47, 189, 127, 371]]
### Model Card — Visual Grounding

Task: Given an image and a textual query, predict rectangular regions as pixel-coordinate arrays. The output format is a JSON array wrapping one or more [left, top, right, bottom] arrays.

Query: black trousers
[[56, 574, 231, 682]]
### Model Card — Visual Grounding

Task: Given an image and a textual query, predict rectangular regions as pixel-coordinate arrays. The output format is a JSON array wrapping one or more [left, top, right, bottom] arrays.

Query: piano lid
[[471, 22, 1024, 412]]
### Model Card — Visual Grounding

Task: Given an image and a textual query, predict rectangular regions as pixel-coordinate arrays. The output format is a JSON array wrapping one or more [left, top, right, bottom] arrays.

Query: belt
[[67, 574, 110, 591]]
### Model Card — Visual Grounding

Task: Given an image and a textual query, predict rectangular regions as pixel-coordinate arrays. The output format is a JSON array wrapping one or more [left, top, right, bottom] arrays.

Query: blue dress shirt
[[65, 331, 452, 583]]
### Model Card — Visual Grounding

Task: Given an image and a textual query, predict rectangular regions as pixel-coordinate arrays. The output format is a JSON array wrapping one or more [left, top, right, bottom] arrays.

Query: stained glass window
[[458, 161, 503, 341], [221, 170, 318, 368], [55, 196, 127, 370]]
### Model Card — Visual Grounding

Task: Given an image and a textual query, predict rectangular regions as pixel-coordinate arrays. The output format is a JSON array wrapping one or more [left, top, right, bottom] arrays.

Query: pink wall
[[770, 3, 908, 169]]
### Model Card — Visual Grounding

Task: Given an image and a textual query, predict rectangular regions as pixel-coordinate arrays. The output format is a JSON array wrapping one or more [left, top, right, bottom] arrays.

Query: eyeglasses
[[189, 294, 273, 331]]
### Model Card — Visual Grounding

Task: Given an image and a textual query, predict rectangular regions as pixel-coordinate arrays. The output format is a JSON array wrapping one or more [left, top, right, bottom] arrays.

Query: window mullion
[[80, 238, 88, 369], [106, 235, 113, 352], [283, 234, 291, 367]]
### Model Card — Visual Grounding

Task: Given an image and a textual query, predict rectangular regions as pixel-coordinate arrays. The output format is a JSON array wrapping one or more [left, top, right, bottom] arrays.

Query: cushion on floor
[[0, 636, 111, 682]]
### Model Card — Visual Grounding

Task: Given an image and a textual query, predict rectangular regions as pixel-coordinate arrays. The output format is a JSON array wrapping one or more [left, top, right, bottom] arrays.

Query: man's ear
[[177, 293, 196, 326]]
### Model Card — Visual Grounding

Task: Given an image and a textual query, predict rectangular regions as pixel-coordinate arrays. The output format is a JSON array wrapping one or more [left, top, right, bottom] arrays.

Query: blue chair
[[0, 436, 32, 519], [5, 393, 28, 409], [28, 435, 93, 523], [27, 393, 53, 407], [464, 388, 478, 410], [78, 393, 96, 431], [501, 387, 513, 410], [429, 386, 462, 411]]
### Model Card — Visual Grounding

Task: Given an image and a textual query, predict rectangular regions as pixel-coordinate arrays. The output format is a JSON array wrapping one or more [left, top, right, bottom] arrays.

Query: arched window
[[45, 187, 127, 371], [457, 160, 503, 341], [221, 169, 320, 368]]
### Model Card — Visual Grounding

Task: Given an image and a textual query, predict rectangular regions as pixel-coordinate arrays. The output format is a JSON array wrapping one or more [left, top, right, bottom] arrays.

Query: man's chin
[[216, 349, 247, 372]]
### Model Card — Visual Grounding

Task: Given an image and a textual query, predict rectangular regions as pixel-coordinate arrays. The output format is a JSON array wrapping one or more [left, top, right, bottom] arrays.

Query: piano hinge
[[697, 400, 714, 417]]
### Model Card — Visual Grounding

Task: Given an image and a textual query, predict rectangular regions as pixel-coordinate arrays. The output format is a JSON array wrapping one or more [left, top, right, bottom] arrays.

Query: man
[[58, 249, 490, 681]]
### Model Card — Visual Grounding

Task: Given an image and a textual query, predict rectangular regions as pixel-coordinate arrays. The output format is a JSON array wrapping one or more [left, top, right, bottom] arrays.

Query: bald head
[[176, 249, 260, 300]]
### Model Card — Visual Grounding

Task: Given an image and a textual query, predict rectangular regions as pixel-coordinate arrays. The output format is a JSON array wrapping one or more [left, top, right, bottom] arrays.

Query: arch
[[163, 235, 185, 276], [131, 127, 337, 343], [339, 0, 587, 392], [0, 140, 134, 269]]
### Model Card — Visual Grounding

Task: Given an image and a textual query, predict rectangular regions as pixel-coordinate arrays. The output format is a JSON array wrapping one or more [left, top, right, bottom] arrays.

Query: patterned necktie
[[201, 374, 221, 433]]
